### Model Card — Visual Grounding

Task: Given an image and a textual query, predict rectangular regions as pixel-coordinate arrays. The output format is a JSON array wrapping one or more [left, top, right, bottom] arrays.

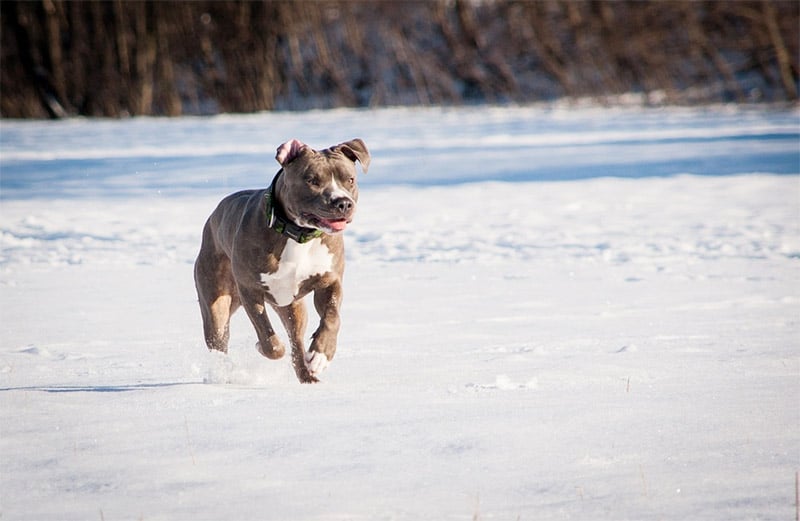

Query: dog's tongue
[[322, 218, 348, 232]]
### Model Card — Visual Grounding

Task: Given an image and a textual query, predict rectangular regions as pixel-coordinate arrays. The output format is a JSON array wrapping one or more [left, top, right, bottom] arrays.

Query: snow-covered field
[[1, 105, 798, 520]]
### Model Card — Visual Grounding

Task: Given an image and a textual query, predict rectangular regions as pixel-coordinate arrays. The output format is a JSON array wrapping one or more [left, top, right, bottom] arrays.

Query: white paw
[[304, 351, 330, 377]]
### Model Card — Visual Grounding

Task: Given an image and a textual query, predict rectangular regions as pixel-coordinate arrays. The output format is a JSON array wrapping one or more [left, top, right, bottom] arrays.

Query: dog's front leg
[[306, 281, 342, 379], [237, 285, 286, 360], [274, 301, 319, 384]]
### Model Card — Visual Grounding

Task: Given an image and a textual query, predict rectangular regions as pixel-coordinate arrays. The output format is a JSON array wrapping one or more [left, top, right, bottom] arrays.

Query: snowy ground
[[1, 105, 799, 520]]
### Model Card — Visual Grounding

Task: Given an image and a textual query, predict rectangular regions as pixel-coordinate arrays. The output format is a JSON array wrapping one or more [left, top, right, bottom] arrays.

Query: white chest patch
[[260, 238, 333, 307]]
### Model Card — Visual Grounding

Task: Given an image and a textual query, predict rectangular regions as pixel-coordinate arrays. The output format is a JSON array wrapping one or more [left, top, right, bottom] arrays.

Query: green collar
[[265, 171, 324, 244]]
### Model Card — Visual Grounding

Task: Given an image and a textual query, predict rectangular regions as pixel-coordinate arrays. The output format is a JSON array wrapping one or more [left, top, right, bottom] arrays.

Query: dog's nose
[[333, 197, 354, 214]]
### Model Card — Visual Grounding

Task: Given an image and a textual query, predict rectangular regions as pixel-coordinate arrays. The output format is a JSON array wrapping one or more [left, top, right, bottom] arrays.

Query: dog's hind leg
[[196, 266, 239, 353], [194, 230, 239, 353]]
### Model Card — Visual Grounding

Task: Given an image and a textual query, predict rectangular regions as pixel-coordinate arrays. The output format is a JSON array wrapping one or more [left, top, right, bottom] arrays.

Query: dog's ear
[[275, 139, 308, 166], [335, 138, 370, 174]]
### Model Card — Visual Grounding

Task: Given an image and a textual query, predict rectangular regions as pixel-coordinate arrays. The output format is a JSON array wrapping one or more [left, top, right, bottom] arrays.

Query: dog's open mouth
[[302, 213, 350, 233]]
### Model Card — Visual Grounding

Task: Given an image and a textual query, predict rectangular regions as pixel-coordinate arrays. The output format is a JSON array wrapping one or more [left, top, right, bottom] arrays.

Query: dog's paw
[[304, 350, 330, 378], [255, 337, 286, 360]]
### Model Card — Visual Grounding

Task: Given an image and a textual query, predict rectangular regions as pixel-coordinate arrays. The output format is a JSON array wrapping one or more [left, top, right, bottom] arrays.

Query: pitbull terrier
[[194, 138, 369, 383]]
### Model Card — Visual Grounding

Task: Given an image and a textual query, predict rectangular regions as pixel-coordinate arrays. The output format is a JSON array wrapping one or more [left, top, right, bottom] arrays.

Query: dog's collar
[[265, 170, 324, 244]]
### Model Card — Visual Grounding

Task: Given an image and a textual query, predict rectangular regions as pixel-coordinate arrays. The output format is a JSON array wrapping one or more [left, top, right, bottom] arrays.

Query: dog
[[194, 138, 369, 383]]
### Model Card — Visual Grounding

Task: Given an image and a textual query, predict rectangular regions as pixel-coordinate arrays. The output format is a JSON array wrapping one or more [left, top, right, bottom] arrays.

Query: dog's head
[[275, 138, 370, 234]]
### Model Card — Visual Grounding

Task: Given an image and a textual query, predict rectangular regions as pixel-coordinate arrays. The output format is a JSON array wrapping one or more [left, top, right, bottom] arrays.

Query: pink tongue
[[324, 219, 348, 231]]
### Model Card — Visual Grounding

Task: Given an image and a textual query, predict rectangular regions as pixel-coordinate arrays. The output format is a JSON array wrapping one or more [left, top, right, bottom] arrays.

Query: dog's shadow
[[0, 382, 201, 393]]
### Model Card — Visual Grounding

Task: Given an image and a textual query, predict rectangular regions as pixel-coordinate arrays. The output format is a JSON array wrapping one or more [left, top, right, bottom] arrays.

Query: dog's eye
[[346, 177, 355, 187], [306, 176, 321, 188]]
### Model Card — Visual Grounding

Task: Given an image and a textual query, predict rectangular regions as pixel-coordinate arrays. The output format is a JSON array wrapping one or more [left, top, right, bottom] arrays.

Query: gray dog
[[194, 138, 370, 383]]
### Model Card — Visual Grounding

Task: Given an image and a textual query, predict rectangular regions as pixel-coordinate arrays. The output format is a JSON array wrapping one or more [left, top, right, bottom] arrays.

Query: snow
[[1, 105, 799, 520]]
